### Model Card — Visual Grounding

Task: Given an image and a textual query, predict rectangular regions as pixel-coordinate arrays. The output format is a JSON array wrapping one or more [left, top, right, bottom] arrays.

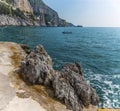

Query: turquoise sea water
[[0, 26, 120, 108]]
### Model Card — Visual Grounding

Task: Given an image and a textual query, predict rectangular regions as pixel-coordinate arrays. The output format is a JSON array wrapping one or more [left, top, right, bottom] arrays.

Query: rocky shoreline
[[21, 44, 99, 111], [0, 42, 99, 111]]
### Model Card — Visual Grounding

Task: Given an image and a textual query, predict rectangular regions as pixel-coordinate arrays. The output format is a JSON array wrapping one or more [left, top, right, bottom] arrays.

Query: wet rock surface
[[21, 45, 99, 111]]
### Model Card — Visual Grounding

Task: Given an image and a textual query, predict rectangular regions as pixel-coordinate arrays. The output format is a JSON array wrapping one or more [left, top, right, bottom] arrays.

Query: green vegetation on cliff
[[5, 0, 13, 4], [12, 8, 25, 19], [0, 2, 11, 14], [0, 2, 35, 20], [0, 0, 74, 26]]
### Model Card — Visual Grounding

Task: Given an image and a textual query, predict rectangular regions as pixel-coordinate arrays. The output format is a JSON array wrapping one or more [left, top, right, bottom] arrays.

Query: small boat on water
[[62, 31, 72, 34], [77, 25, 83, 27]]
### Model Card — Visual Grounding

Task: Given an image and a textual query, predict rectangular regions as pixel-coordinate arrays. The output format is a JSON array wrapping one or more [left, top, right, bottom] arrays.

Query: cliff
[[0, 42, 99, 111], [29, 0, 59, 26], [13, 0, 33, 13], [0, 0, 74, 26]]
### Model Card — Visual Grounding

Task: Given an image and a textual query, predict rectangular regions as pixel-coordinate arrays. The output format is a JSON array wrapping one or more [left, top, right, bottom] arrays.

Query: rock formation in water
[[21, 45, 99, 111], [0, 0, 74, 26]]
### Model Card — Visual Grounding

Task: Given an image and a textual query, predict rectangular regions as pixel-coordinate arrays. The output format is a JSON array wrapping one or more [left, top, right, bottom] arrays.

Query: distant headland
[[0, 0, 74, 27]]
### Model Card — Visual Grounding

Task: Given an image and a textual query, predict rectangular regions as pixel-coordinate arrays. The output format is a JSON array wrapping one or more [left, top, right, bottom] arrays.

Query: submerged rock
[[21, 45, 99, 111]]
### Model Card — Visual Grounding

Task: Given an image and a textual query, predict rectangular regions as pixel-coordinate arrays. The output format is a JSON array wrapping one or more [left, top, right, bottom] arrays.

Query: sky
[[43, 0, 120, 27]]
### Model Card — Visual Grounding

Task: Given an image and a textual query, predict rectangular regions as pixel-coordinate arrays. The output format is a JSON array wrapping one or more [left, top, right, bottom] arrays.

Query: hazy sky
[[43, 0, 120, 27]]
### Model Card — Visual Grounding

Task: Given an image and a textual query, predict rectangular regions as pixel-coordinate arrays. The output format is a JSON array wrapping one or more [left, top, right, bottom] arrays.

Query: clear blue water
[[0, 26, 120, 108]]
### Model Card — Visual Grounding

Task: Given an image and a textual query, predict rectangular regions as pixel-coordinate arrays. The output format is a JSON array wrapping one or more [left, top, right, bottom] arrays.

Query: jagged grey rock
[[21, 45, 54, 85], [53, 64, 99, 111], [21, 45, 99, 111], [20, 44, 31, 54]]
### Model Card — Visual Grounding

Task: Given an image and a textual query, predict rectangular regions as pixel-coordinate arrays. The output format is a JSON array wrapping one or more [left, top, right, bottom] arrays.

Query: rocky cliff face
[[0, 0, 74, 26], [29, 0, 59, 26], [13, 0, 33, 13], [0, 14, 36, 26]]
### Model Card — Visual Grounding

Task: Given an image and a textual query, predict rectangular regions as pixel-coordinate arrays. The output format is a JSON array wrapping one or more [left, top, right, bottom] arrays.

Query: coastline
[[0, 42, 98, 111]]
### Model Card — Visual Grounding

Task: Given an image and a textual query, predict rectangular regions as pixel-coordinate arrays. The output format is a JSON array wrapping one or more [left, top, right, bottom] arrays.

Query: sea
[[0, 26, 120, 108]]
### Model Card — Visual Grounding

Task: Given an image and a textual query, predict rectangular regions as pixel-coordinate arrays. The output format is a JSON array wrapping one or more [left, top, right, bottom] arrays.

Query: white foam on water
[[83, 68, 120, 108]]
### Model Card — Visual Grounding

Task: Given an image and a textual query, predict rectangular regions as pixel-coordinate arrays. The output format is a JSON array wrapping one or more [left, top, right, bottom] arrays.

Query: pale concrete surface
[[2, 96, 47, 111], [0, 45, 14, 76], [0, 73, 15, 110], [0, 42, 15, 110]]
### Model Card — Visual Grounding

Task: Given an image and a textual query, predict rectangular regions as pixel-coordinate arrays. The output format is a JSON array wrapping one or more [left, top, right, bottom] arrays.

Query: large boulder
[[53, 63, 99, 111], [21, 45, 54, 86], [21, 45, 99, 111]]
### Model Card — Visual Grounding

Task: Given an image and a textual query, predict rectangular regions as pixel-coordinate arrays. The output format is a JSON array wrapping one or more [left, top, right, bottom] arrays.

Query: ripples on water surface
[[0, 26, 120, 108]]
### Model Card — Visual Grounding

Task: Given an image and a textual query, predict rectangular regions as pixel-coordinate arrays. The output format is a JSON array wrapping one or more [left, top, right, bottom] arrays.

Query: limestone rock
[[0, 15, 20, 26], [21, 45, 54, 85], [13, 0, 33, 13], [0, 15, 35, 26], [28, 0, 59, 26], [53, 63, 99, 111], [21, 45, 99, 111], [0, 0, 74, 26]]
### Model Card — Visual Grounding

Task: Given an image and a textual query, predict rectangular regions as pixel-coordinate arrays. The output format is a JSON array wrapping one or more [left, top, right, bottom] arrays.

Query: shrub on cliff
[[5, 0, 13, 4], [26, 12, 35, 20], [0, 2, 26, 19], [0, 3, 11, 14], [11, 8, 25, 19]]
